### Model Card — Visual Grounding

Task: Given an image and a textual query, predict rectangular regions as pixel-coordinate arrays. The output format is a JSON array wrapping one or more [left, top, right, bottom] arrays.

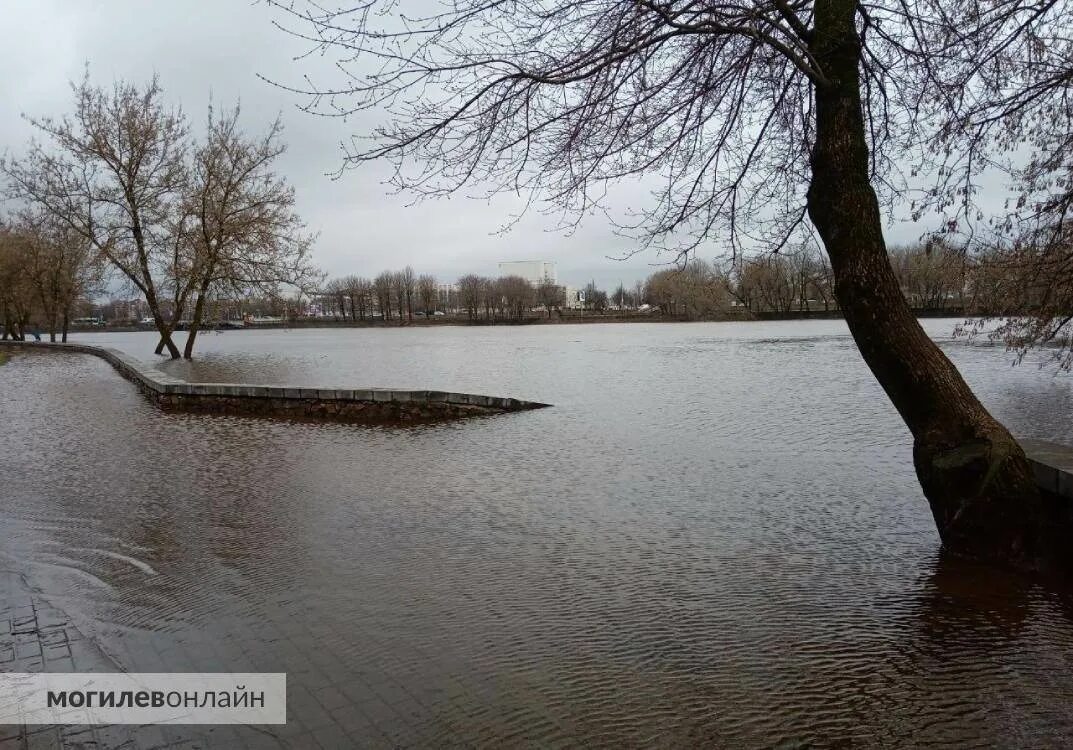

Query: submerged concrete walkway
[[0, 571, 204, 749], [0, 341, 550, 423], [0, 572, 306, 749], [1021, 439, 1073, 501]]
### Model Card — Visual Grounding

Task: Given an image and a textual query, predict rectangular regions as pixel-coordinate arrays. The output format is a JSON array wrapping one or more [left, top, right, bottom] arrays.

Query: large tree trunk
[[183, 283, 211, 360], [130, 221, 181, 360], [145, 299, 181, 359], [807, 0, 1064, 573], [154, 299, 186, 356], [140, 286, 181, 358], [156, 325, 181, 359]]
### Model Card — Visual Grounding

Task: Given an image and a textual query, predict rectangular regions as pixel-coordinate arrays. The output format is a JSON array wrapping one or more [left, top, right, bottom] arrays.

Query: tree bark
[[146, 310, 181, 358], [144, 294, 181, 359], [806, 0, 1065, 573], [140, 283, 181, 359], [154, 298, 186, 356], [130, 214, 182, 359], [183, 281, 212, 360], [156, 325, 181, 359]]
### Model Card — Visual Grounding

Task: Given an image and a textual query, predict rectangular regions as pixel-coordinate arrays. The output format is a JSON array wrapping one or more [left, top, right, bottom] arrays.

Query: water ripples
[[2, 321, 1073, 746]]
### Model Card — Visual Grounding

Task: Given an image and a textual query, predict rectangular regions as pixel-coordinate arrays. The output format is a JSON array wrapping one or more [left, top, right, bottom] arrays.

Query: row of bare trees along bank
[[314, 241, 1071, 351], [0, 217, 103, 342]]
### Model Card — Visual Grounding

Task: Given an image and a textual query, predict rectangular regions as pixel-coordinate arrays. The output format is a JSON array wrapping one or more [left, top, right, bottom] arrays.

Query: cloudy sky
[[0, 1, 952, 291]]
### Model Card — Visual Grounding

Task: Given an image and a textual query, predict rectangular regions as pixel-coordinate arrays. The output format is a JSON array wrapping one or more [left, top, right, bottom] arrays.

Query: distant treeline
[[312, 239, 1057, 325]]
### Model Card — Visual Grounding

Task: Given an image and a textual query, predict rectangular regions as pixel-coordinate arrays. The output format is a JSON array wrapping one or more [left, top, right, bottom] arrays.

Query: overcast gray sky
[[0, 0, 953, 291]]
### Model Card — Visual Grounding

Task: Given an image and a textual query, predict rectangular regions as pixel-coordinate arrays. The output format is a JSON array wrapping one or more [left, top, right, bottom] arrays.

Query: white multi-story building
[[497, 260, 557, 287], [563, 286, 584, 310], [436, 282, 457, 310]]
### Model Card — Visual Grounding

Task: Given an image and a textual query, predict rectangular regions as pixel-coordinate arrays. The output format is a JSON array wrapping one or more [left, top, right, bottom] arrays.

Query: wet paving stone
[[0, 572, 294, 750]]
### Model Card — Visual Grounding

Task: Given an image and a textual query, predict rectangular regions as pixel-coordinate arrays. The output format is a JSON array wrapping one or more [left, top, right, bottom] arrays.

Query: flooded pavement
[[2, 320, 1073, 747]]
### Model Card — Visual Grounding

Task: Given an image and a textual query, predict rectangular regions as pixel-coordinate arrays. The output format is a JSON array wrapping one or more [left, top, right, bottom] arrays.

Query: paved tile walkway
[[0, 569, 466, 749], [0, 571, 236, 750]]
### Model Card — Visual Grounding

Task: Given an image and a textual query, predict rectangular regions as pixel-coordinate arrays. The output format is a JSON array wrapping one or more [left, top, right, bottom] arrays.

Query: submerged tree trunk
[[806, 0, 1064, 572], [130, 221, 181, 360], [153, 302, 184, 356], [146, 294, 181, 359], [154, 299, 186, 357], [183, 283, 212, 360], [147, 319, 181, 358], [155, 324, 181, 359]]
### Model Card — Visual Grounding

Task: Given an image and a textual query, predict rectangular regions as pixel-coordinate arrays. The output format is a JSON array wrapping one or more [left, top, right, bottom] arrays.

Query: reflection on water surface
[[2, 320, 1072, 747]]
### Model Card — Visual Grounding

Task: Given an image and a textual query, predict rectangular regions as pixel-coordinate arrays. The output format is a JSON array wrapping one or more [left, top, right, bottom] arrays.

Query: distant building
[[498, 260, 557, 287], [563, 286, 584, 310], [436, 282, 457, 311]]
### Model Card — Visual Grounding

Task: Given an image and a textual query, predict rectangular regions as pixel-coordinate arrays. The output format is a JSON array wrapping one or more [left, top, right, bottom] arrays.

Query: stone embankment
[[0, 341, 550, 423], [1020, 439, 1073, 502]]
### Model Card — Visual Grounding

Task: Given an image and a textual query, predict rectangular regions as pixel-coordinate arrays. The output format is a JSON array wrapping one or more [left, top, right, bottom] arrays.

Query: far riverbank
[[67, 306, 969, 334]]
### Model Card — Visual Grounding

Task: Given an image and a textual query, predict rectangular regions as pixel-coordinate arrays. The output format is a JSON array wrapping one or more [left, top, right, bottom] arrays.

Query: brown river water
[[2, 319, 1073, 747]]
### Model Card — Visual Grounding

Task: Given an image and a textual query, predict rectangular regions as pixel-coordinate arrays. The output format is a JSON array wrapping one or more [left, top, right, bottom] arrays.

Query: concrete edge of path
[[1020, 439, 1073, 502], [0, 340, 551, 424]]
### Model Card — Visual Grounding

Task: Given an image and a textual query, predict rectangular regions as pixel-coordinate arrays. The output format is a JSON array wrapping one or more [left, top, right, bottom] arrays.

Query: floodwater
[[3, 319, 1073, 748]]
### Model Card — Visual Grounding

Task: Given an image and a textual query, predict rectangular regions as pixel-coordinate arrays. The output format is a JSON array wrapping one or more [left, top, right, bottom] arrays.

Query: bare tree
[[923, 6, 1073, 364], [582, 281, 608, 313], [498, 275, 535, 320], [457, 274, 484, 321], [4, 74, 189, 357], [417, 273, 437, 316], [0, 224, 36, 340], [889, 242, 967, 312], [787, 246, 816, 312], [728, 258, 763, 314], [724, 249, 834, 314], [809, 253, 835, 313], [20, 212, 103, 342], [400, 265, 416, 322], [481, 277, 501, 320], [751, 255, 795, 314], [390, 270, 407, 322], [178, 105, 318, 358], [373, 271, 394, 320], [267, 0, 1073, 570], [646, 260, 728, 319], [960, 228, 1073, 369], [343, 275, 371, 320], [536, 278, 565, 317], [645, 270, 679, 316], [633, 280, 645, 310], [323, 278, 349, 319], [4, 77, 318, 359]]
